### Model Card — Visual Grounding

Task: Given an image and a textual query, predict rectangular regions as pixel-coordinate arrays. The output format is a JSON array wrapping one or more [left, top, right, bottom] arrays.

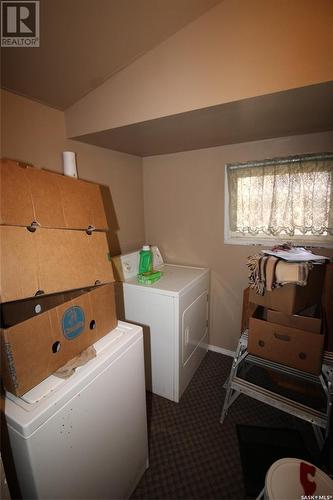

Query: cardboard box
[[1, 226, 114, 303], [0, 159, 107, 230], [249, 264, 325, 315], [248, 307, 324, 374], [266, 309, 321, 334], [322, 262, 333, 351], [1, 283, 117, 396], [241, 287, 258, 332]]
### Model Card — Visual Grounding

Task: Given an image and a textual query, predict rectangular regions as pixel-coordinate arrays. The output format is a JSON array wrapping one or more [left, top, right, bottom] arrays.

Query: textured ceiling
[[1, 0, 222, 110]]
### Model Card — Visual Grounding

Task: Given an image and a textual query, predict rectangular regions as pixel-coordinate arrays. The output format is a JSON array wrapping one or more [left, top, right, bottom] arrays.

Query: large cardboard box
[[249, 264, 325, 315], [241, 287, 258, 332], [0, 159, 107, 230], [248, 307, 324, 374], [1, 283, 117, 396], [322, 262, 333, 351], [0, 226, 114, 302]]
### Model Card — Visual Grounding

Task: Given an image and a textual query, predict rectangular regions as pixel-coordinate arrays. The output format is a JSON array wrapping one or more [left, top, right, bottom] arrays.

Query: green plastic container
[[137, 270, 163, 285], [139, 245, 153, 274]]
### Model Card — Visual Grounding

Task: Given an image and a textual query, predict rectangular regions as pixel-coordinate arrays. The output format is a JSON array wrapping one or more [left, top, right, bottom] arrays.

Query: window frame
[[224, 153, 333, 248]]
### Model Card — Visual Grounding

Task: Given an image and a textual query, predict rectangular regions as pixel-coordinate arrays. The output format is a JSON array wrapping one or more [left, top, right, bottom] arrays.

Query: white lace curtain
[[227, 154, 333, 243]]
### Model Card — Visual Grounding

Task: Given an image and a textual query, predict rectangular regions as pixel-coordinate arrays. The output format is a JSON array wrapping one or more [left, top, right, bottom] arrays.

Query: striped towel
[[247, 254, 312, 295]]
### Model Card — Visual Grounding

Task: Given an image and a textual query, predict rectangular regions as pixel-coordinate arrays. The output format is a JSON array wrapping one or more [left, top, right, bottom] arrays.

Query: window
[[225, 153, 333, 247]]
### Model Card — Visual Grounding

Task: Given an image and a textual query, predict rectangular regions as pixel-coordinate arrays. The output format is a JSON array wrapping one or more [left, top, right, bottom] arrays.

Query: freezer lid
[[124, 264, 209, 295], [19, 329, 124, 404], [4, 322, 142, 438]]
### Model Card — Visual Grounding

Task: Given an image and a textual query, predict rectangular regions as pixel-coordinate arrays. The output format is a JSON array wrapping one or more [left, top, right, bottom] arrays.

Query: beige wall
[[1, 90, 145, 255], [2, 91, 332, 352], [66, 0, 333, 137], [143, 131, 333, 352]]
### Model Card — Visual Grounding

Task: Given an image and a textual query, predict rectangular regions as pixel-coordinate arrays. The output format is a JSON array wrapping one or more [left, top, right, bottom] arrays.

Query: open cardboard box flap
[[1, 287, 96, 328], [0, 158, 108, 230], [0, 226, 114, 303], [1, 283, 117, 396], [266, 308, 321, 333]]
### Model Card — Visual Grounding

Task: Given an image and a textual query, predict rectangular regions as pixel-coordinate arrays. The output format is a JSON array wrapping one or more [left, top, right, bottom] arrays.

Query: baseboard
[[208, 344, 235, 358]]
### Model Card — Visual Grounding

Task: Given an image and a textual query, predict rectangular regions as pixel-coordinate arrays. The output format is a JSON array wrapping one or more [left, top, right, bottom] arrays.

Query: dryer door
[[182, 291, 208, 365]]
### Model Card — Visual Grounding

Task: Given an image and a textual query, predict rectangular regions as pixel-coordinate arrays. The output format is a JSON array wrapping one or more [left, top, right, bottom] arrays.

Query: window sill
[[224, 236, 333, 249]]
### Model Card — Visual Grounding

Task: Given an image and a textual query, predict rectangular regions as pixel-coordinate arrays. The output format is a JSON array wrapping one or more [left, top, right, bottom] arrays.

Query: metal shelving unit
[[220, 331, 333, 447]]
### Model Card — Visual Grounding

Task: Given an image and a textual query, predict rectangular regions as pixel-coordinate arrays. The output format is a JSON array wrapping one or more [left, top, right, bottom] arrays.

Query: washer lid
[[4, 322, 142, 438]]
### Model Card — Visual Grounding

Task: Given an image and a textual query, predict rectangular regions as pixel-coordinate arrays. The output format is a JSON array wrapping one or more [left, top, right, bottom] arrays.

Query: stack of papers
[[262, 248, 329, 262]]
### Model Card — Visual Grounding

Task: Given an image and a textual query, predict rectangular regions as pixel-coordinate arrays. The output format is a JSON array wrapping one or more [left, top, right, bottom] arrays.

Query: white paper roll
[[62, 151, 78, 178]]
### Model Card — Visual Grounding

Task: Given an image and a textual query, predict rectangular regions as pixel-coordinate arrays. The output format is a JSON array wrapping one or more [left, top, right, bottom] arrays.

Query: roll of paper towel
[[62, 151, 78, 178]]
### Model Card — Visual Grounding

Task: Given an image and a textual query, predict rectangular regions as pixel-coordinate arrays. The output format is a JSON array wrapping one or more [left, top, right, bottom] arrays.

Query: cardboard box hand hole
[[52, 341, 61, 353], [256, 336, 308, 361], [34, 304, 42, 314], [27, 221, 39, 233]]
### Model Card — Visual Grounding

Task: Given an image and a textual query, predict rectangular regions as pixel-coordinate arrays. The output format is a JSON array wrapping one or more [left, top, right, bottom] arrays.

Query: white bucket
[[264, 458, 333, 500]]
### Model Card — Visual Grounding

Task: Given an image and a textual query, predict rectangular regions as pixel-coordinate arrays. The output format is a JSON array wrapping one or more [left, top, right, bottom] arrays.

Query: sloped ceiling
[[64, 0, 333, 156], [2, 0, 332, 157], [72, 82, 333, 156], [1, 0, 222, 110]]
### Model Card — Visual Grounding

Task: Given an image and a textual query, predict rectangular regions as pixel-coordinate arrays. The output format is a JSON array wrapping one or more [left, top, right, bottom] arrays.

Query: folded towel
[[247, 254, 312, 295], [275, 260, 311, 287]]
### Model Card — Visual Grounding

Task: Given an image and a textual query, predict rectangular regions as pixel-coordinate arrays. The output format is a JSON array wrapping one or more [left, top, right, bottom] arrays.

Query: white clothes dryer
[[114, 249, 209, 402]]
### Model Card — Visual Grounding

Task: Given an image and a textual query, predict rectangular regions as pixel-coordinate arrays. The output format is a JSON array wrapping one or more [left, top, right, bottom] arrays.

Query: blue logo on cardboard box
[[62, 306, 85, 340]]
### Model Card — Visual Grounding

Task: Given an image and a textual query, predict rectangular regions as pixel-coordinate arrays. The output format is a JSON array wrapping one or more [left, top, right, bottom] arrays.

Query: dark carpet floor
[[131, 351, 320, 500]]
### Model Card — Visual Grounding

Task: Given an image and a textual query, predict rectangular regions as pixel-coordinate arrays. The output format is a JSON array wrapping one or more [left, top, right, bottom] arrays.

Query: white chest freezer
[[3, 321, 148, 500], [122, 262, 209, 403]]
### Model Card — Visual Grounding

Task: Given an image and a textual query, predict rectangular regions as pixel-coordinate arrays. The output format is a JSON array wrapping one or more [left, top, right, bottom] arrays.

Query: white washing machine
[[113, 249, 209, 402]]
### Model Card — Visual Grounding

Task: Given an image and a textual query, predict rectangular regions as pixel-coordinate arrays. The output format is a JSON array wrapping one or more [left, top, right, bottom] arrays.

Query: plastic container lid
[[264, 458, 333, 500], [142, 245, 150, 251]]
